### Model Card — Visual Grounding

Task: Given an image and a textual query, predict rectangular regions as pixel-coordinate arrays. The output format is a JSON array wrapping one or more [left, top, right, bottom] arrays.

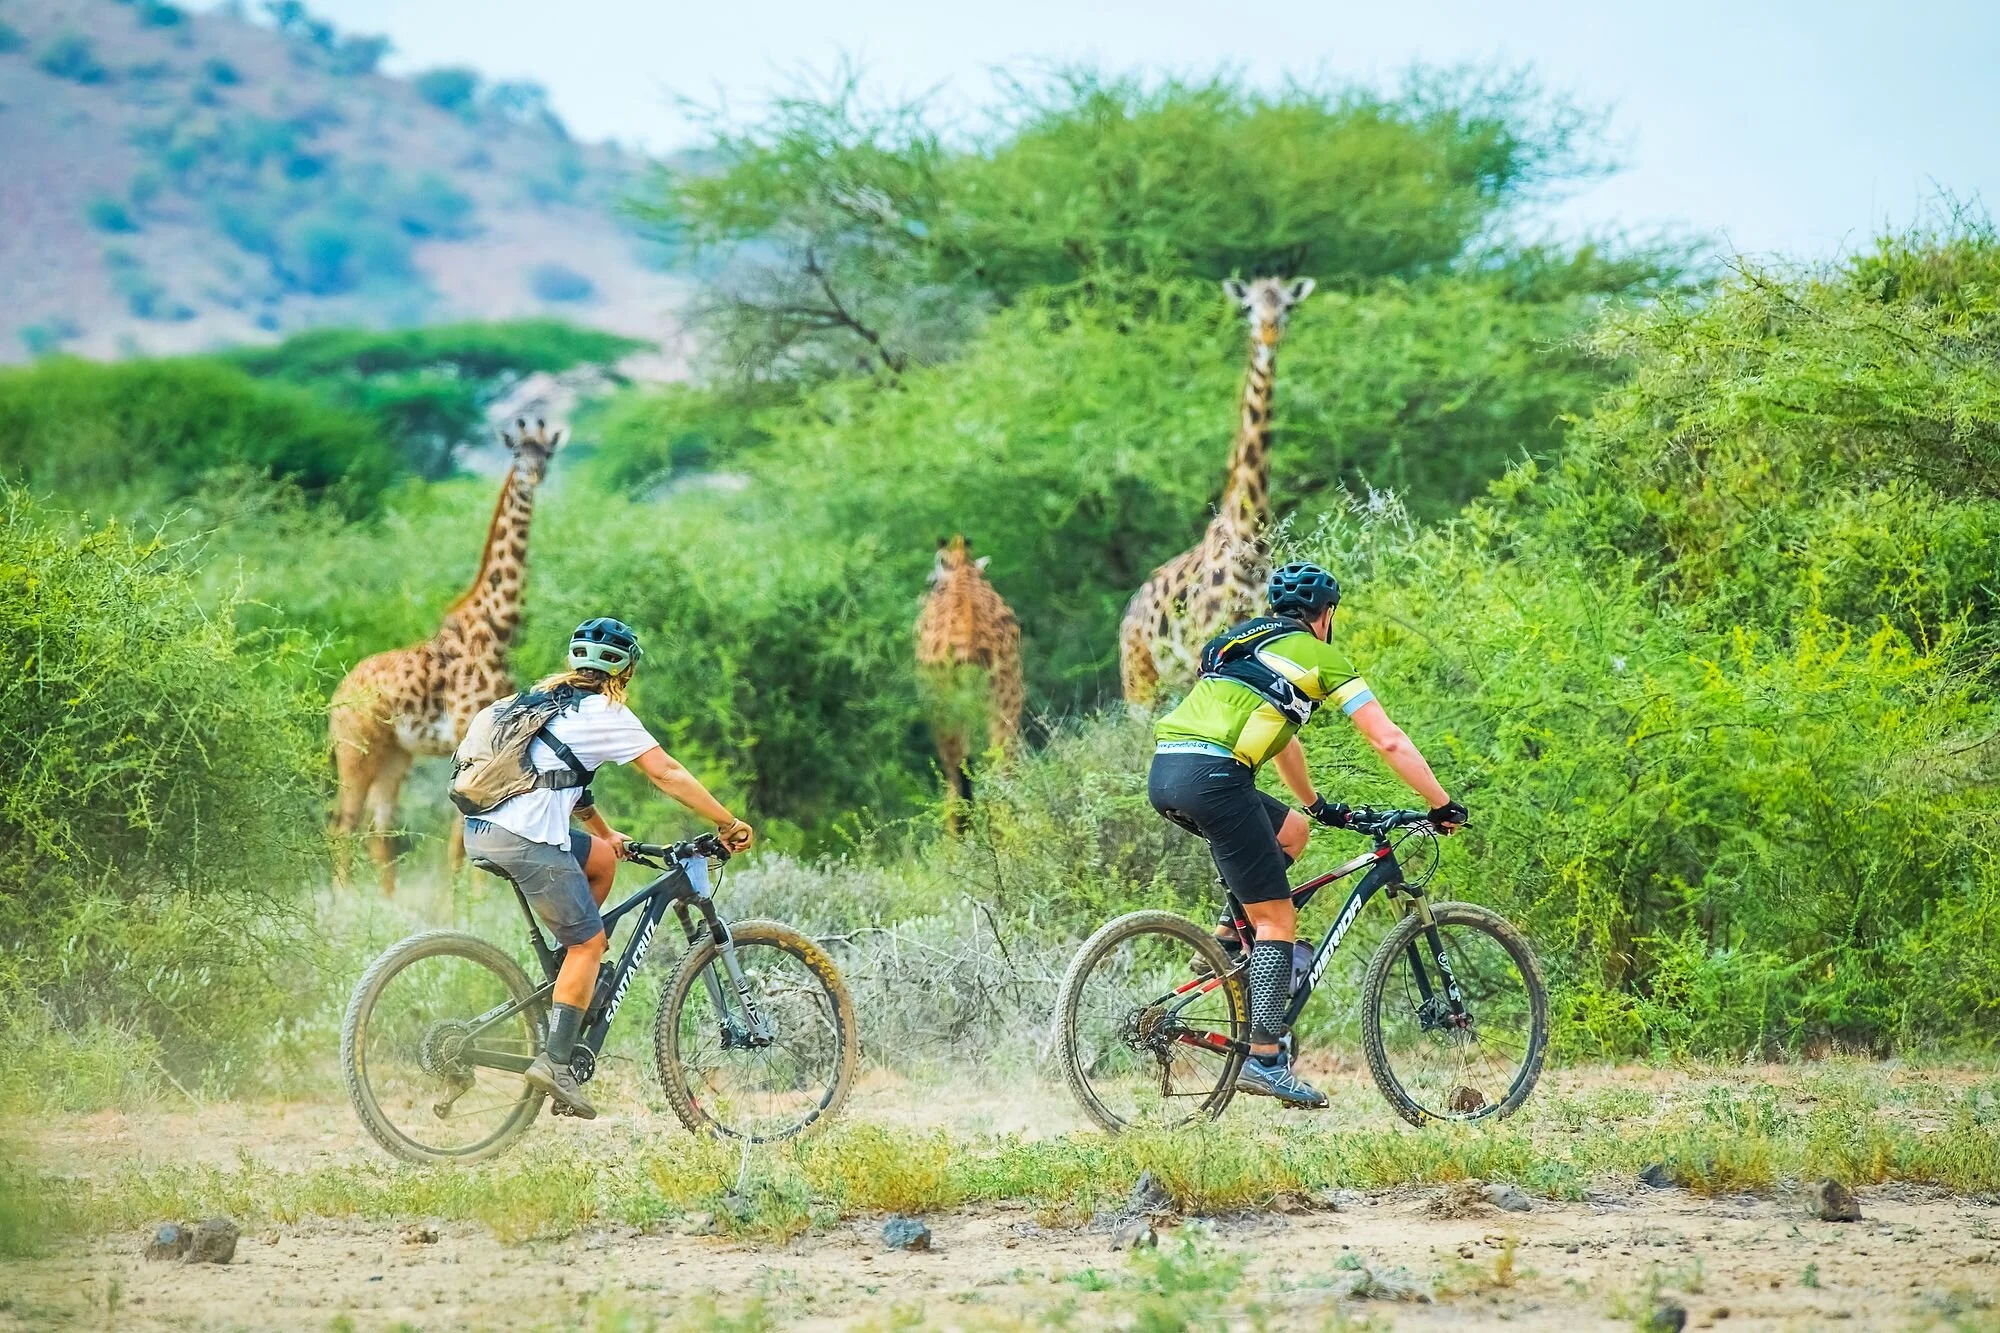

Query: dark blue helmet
[[1267, 562, 1341, 619]]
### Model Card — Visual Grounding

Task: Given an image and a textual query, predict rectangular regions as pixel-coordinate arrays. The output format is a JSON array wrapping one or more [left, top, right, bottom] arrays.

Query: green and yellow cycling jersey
[[1154, 629, 1374, 769]]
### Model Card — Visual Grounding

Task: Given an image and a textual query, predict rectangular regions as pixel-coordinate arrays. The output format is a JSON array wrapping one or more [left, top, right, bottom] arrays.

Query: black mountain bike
[[342, 833, 858, 1163], [1055, 808, 1546, 1133]]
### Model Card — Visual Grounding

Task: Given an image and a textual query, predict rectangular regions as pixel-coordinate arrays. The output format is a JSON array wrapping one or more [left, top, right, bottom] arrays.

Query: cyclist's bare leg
[[1218, 811, 1310, 949], [581, 835, 617, 907], [1275, 809, 1309, 863], [554, 930, 606, 1009]]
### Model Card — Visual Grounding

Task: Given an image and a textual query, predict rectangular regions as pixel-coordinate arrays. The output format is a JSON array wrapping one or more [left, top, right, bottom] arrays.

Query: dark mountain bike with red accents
[[1054, 807, 1546, 1132], [341, 833, 858, 1163]]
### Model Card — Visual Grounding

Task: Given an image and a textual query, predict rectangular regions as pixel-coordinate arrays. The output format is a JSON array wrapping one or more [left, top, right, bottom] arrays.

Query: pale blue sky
[[225, 1, 1998, 260]]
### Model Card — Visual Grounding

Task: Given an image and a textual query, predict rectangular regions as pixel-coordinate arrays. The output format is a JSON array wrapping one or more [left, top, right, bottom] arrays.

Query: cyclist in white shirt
[[463, 618, 753, 1118]]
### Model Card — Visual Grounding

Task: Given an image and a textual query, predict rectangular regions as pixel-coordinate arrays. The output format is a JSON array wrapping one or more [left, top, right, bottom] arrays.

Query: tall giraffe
[[914, 535, 1024, 815], [329, 419, 563, 893], [1118, 276, 1315, 707]]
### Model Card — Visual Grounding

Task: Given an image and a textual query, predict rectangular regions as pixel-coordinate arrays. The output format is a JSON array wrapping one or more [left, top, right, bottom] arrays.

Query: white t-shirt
[[479, 693, 661, 846]]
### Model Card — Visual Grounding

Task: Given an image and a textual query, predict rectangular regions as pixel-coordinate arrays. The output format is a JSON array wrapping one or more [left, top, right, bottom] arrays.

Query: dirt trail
[[10, 1181, 1998, 1330], [9, 1063, 2000, 1330]]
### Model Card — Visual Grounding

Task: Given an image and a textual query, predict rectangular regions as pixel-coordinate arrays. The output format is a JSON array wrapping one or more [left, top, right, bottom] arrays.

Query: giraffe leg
[[364, 745, 414, 896], [935, 730, 970, 833], [330, 733, 380, 890], [1120, 608, 1162, 711], [987, 659, 1024, 761]]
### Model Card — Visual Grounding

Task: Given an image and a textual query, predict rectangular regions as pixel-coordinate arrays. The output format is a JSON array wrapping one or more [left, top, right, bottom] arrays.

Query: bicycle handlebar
[[623, 832, 731, 864], [1343, 806, 1449, 838]]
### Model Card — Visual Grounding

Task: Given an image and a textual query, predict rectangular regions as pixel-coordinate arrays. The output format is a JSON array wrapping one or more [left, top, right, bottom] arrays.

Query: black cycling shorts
[[1148, 750, 1294, 903]]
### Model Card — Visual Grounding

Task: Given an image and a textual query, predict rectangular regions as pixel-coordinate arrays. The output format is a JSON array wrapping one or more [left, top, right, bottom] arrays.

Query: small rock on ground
[[1128, 1170, 1175, 1215], [1646, 1300, 1688, 1332], [185, 1216, 239, 1264], [1639, 1162, 1675, 1189], [881, 1216, 932, 1252], [1109, 1217, 1158, 1251], [398, 1224, 439, 1246], [1817, 1178, 1863, 1222], [1480, 1183, 1533, 1213], [1424, 1181, 1489, 1219], [144, 1223, 192, 1261]]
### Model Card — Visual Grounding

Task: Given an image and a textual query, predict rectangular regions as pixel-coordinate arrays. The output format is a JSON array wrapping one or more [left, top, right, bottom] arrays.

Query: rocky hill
[[0, 0, 687, 365]]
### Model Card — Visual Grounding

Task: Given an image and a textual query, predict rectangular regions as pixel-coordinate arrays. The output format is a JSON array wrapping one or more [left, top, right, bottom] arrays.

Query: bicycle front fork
[[671, 888, 774, 1049], [1397, 893, 1470, 1030]]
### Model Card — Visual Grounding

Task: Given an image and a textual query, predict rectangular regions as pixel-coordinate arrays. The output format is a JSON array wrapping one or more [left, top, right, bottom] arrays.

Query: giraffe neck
[[444, 464, 537, 653], [1216, 336, 1279, 538]]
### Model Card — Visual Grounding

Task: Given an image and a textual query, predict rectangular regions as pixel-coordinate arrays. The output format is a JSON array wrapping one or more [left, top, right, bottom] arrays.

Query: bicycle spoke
[[665, 937, 846, 1142], [1064, 919, 1244, 1131], [1371, 914, 1540, 1123]]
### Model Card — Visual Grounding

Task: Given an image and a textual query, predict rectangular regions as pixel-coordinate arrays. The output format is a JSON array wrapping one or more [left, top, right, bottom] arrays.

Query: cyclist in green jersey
[[1149, 562, 1466, 1108]]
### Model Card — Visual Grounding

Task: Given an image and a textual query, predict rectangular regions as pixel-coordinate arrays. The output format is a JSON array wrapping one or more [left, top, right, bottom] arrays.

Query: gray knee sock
[[1249, 940, 1294, 1057], [544, 1003, 585, 1064]]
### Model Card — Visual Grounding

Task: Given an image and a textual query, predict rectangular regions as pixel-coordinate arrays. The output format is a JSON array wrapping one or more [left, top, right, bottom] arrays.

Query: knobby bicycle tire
[[1055, 910, 1248, 1134], [341, 929, 546, 1165], [1359, 901, 1547, 1128], [654, 919, 859, 1143]]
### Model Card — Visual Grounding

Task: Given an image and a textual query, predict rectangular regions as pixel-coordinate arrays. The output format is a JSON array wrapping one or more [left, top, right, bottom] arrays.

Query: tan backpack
[[449, 686, 592, 817]]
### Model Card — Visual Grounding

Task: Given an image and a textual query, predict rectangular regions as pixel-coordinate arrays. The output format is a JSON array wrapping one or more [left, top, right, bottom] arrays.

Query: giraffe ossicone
[[328, 418, 564, 894], [1118, 277, 1315, 707]]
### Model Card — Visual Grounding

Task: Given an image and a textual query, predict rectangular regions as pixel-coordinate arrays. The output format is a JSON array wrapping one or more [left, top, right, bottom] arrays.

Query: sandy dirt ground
[[8, 1063, 2000, 1330], [7, 1178, 1998, 1331]]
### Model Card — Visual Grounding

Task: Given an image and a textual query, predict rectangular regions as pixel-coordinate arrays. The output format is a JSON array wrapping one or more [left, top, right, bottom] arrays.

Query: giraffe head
[[501, 417, 565, 486], [1222, 277, 1316, 347], [931, 535, 990, 584]]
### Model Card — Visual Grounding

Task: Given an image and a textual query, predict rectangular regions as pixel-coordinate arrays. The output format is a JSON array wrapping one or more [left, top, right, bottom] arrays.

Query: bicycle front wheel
[[1360, 901, 1547, 1127], [1055, 910, 1248, 1134], [341, 930, 546, 1164], [654, 919, 858, 1143]]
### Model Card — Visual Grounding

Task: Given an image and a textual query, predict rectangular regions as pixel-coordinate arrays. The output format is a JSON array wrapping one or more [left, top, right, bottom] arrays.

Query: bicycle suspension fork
[[1395, 889, 1470, 1027], [670, 858, 773, 1047]]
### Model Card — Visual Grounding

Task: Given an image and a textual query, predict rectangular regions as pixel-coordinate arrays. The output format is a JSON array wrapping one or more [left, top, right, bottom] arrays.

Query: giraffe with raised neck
[[329, 419, 563, 893], [915, 535, 1024, 819], [1118, 276, 1315, 707]]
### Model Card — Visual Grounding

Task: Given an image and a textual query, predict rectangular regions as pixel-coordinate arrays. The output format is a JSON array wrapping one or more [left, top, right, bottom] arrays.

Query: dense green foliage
[[0, 357, 396, 512], [645, 67, 1682, 383], [230, 320, 646, 476], [0, 492, 328, 1101]]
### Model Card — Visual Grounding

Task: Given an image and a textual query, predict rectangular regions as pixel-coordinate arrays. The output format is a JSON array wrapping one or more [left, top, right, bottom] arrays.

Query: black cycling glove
[[1304, 797, 1352, 829], [1428, 800, 1469, 832]]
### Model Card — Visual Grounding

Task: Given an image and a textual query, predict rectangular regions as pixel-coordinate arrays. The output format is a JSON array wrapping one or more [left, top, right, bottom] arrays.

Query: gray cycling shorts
[[463, 819, 601, 946]]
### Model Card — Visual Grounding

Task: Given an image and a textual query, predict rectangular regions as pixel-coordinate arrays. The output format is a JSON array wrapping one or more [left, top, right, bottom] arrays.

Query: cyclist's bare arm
[[1273, 738, 1320, 806], [1347, 701, 1452, 810], [630, 746, 754, 851]]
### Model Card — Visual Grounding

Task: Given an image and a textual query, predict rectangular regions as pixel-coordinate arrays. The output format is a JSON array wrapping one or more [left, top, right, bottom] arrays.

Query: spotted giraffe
[[1118, 277, 1315, 707], [329, 420, 563, 893], [914, 535, 1024, 815]]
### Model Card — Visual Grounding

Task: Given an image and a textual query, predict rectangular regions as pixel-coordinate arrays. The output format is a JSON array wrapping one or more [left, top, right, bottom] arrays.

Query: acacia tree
[[639, 65, 1636, 388]]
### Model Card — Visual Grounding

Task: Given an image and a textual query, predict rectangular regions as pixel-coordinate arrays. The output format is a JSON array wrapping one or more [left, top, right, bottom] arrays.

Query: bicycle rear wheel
[[1055, 910, 1248, 1133], [342, 930, 546, 1164], [1360, 901, 1546, 1127], [654, 919, 858, 1143]]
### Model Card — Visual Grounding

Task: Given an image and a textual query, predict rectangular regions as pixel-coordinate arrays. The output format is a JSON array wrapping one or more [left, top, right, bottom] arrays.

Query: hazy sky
[[223, 1, 1999, 260]]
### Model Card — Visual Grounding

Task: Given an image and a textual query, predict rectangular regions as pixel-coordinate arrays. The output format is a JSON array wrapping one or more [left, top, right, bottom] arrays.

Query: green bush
[[0, 492, 328, 1103], [0, 358, 398, 513]]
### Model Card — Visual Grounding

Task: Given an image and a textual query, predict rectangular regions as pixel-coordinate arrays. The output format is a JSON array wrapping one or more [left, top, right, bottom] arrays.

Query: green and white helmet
[[568, 617, 642, 674]]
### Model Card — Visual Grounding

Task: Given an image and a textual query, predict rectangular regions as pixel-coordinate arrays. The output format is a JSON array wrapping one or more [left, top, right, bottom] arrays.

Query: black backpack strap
[[1199, 616, 1317, 727], [529, 724, 595, 793]]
